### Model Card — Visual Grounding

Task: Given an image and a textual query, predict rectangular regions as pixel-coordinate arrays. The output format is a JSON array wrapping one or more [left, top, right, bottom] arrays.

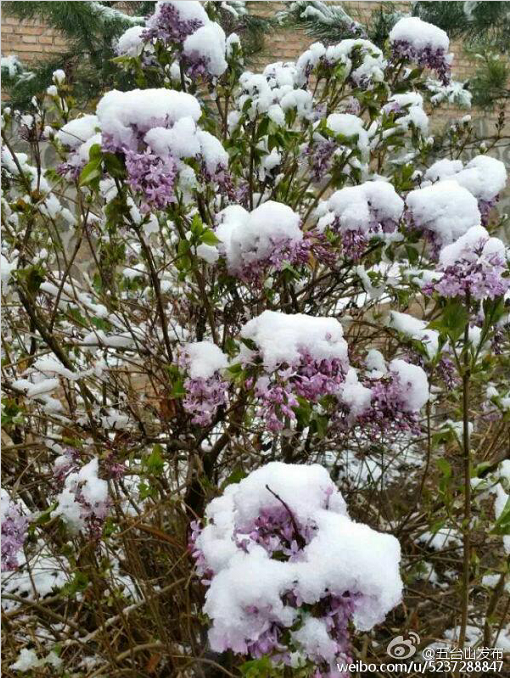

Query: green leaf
[[61, 571, 89, 598], [428, 300, 469, 341], [171, 376, 186, 398], [437, 458, 452, 479], [201, 229, 221, 246], [222, 466, 247, 489], [240, 657, 273, 678], [492, 497, 510, 536], [103, 152, 125, 178], [79, 157, 102, 186], [145, 444, 164, 475]]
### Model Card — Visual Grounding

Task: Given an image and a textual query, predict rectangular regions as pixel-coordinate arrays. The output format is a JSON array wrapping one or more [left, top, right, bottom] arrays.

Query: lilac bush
[[1, 1, 509, 676]]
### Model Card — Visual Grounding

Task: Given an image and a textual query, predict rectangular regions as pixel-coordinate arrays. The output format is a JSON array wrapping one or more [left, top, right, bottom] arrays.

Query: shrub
[[1, 2, 509, 676]]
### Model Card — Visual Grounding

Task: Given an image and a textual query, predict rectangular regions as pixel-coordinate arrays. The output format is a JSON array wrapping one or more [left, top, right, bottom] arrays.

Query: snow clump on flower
[[190, 462, 403, 675], [383, 92, 429, 133], [337, 357, 430, 436], [390, 17, 452, 84], [406, 180, 481, 252], [215, 202, 304, 283], [318, 181, 404, 260], [179, 341, 229, 426], [424, 226, 509, 300], [424, 155, 507, 225], [53, 458, 110, 537], [239, 311, 349, 431], [142, 1, 227, 78]]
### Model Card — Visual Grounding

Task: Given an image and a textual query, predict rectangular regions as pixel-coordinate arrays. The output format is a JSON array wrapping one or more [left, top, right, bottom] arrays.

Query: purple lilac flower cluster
[[190, 478, 360, 674], [143, 2, 204, 44], [235, 504, 315, 560], [1, 497, 28, 571], [178, 352, 228, 426], [337, 370, 425, 438], [182, 375, 228, 426], [125, 149, 178, 213], [232, 238, 305, 286], [306, 140, 337, 182], [252, 352, 346, 432], [75, 487, 110, 540], [57, 160, 83, 182], [330, 217, 399, 262], [478, 197, 499, 227], [356, 373, 422, 436], [391, 40, 451, 85], [233, 231, 334, 286], [341, 229, 369, 261], [424, 237, 509, 300]]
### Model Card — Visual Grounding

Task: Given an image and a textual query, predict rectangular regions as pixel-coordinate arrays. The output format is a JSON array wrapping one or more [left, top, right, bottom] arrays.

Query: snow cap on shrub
[[191, 462, 403, 671], [406, 180, 481, 249]]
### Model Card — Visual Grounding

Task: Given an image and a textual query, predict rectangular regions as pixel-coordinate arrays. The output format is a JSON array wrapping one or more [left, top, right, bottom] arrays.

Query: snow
[[32, 356, 78, 381], [183, 23, 228, 77], [1, 254, 16, 292], [296, 42, 326, 82], [215, 201, 302, 275], [233, 463, 347, 529], [226, 33, 241, 58], [318, 181, 404, 233], [338, 369, 372, 418], [237, 63, 313, 122], [365, 349, 386, 376], [425, 155, 507, 202], [389, 359, 429, 411], [10, 648, 39, 672], [56, 115, 99, 149], [390, 17, 450, 53], [96, 88, 201, 150], [427, 78, 472, 107], [494, 484, 510, 554], [115, 25, 147, 56], [438, 225, 506, 267], [385, 93, 429, 133], [196, 243, 219, 264], [53, 458, 108, 531], [145, 118, 201, 159], [297, 510, 402, 631], [52, 69, 66, 84], [197, 130, 228, 174], [79, 458, 108, 507], [292, 617, 337, 662], [325, 39, 385, 86], [296, 39, 385, 88], [150, 0, 209, 27], [389, 311, 439, 358], [326, 113, 369, 156], [182, 341, 228, 379], [406, 180, 481, 247], [9, 648, 62, 672], [1, 55, 22, 77], [418, 527, 462, 550], [12, 377, 60, 399], [240, 311, 349, 372], [197, 462, 402, 652], [145, 121, 227, 174]]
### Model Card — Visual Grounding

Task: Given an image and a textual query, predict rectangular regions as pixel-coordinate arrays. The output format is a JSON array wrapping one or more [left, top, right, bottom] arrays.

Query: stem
[[265, 484, 306, 549], [458, 306, 472, 650]]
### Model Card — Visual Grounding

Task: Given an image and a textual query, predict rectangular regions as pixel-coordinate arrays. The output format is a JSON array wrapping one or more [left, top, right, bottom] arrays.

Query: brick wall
[[1, 14, 66, 62]]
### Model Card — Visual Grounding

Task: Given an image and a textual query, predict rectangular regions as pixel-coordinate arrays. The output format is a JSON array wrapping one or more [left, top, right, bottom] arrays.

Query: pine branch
[[414, 1, 510, 51], [278, 0, 365, 44]]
